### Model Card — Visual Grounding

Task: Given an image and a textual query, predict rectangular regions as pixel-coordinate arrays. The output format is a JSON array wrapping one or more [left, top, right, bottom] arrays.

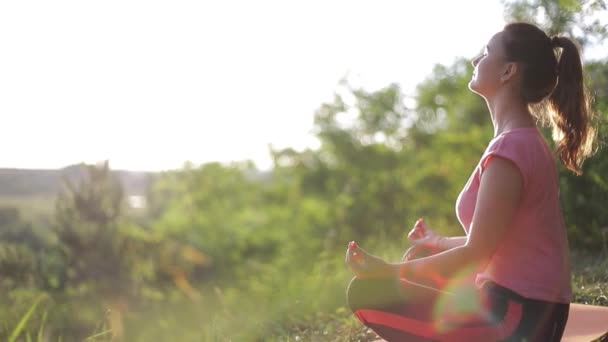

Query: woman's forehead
[[487, 32, 503, 49]]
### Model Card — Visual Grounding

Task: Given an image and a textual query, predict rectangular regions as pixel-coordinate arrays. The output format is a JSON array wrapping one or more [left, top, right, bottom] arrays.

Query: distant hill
[[0, 164, 153, 197]]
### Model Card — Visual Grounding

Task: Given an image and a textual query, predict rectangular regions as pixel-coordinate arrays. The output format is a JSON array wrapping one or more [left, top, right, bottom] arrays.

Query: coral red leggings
[[347, 275, 569, 342]]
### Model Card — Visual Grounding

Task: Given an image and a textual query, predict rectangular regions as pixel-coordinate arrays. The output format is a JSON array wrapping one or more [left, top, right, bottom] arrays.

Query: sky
[[0, 1, 605, 171]]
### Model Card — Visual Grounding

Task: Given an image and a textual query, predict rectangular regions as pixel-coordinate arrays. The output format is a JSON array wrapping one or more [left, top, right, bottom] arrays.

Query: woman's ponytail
[[548, 36, 597, 175]]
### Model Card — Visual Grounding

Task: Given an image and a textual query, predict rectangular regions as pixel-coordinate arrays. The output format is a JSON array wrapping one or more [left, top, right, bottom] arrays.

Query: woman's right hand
[[407, 218, 442, 249]]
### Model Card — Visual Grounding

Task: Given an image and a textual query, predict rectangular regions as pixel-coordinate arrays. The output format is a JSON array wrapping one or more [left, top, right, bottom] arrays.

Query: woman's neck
[[485, 91, 536, 136]]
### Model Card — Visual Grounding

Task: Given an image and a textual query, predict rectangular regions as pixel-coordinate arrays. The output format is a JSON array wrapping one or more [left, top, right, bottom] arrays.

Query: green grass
[[8, 295, 45, 342], [4, 249, 607, 341], [571, 250, 608, 306]]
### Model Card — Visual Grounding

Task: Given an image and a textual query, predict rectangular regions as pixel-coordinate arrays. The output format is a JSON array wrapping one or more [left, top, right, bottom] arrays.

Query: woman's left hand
[[345, 241, 398, 278]]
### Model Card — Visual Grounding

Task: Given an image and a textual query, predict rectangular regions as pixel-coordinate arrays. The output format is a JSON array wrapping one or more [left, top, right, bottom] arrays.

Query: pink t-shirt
[[456, 127, 572, 303]]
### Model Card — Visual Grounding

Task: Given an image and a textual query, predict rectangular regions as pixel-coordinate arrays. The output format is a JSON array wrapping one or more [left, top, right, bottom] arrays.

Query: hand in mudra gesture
[[407, 218, 443, 249]]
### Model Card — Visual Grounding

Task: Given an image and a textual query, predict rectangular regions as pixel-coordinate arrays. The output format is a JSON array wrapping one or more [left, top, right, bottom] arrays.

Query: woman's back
[[456, 127, 572, 303]]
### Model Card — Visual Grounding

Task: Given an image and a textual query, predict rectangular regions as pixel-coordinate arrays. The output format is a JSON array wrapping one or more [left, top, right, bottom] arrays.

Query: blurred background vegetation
[[1, 1, 607, 341]]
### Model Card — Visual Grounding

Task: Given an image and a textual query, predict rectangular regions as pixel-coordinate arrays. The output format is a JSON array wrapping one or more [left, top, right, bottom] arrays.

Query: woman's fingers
[[416, 218, 427, 233], [412, 218, 427, 238], [346, 241, 361, 267]]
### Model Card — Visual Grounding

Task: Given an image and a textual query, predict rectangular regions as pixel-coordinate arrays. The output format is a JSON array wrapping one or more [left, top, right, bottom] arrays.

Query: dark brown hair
[[501, 22, 596, 175]]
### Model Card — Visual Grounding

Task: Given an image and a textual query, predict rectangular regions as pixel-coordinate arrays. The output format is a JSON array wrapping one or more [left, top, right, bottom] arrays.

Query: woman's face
[[468, 32, 508, 98]]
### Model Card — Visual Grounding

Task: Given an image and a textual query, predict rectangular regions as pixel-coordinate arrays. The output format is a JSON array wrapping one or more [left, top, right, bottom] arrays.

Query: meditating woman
[[345, 22, 597, 341]]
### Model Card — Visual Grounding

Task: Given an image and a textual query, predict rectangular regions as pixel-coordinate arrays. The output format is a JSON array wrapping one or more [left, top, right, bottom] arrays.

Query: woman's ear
[[500, 62, 519, 83]]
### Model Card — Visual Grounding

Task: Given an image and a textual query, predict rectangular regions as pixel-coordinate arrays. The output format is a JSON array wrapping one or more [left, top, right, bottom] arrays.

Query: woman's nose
[[471, 56, 479, 67]]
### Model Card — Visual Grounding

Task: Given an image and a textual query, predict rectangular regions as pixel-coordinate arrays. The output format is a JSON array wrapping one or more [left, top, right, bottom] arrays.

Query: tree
[[54, 161, 141, 339], [502, 0, 608, 47]]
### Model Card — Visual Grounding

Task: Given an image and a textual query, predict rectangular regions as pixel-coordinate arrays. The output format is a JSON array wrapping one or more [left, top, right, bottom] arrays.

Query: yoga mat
[[561, 303, 608, 342]]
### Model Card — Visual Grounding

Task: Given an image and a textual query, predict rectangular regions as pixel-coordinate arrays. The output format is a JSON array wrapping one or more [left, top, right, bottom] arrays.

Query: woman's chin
[[468, 80, 479, 93], [468, 81, 486, 97]]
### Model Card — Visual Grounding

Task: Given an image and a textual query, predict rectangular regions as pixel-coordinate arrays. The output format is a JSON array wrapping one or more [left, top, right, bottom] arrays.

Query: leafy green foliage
[[502, 0, 608, 47], [54, 162, 138, 297]]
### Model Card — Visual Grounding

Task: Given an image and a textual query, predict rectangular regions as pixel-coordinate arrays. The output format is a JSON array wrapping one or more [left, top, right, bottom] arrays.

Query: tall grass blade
[[8, 295, 45, 342], [37, 311, 48, 342], [84, 329, 112, 341]]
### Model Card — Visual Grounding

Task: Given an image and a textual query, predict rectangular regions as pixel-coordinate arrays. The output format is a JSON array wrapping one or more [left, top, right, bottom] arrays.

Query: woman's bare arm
[[437, 236, 467, 251]]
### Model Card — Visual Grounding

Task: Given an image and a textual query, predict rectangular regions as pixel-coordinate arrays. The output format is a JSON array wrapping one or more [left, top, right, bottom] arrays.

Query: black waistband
[[481, 281, 568, 307]]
